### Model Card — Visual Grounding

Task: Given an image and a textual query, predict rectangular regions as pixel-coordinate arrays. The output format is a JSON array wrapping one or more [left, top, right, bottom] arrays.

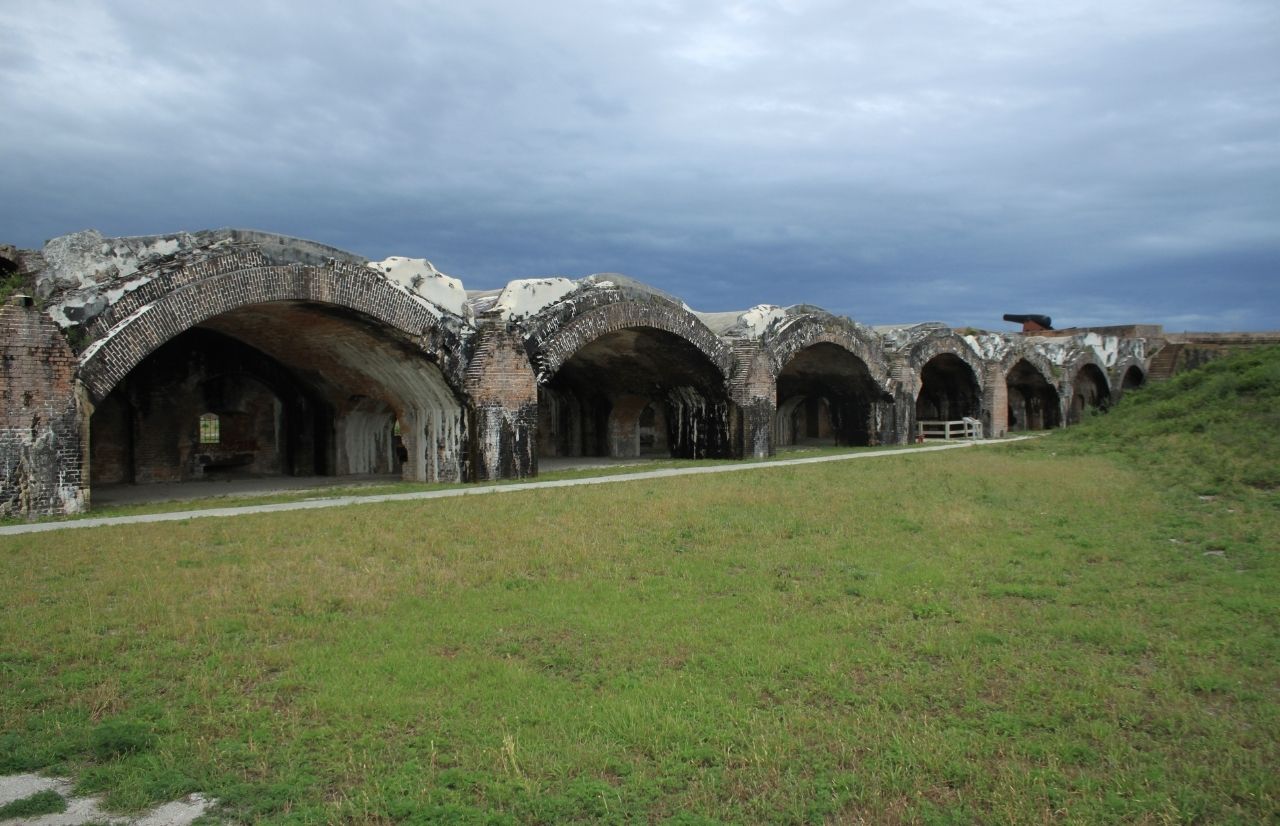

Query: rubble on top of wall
[[35, 228, 363, 328], [486, 277, 578, 321], [1023, 333, 1117, 370], [579, 273, 688, 306], [696, 305, 788, 339], [875, 322, 950, 350], [474, 272, 697, 327], [37, 229, 206, 327], [1075, 331, 1146, 367], [39, 229, 191, 298], [698, 304, 883, 343], [30, 229, 480, 329], [964, 333, 1011, 363], [365, 257, 471, 321], [500, 272, 695, 334]]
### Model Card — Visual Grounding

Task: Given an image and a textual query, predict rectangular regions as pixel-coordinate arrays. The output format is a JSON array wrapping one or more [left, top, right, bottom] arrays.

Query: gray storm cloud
[[2, 0, 1276, 329]]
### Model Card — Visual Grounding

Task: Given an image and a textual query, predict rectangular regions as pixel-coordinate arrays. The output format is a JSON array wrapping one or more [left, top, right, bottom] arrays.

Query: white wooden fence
[[916, 417, 984, 441]]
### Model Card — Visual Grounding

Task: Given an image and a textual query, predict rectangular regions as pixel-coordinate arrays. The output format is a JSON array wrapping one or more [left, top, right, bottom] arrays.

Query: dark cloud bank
[[2, 0, 1277, 330]]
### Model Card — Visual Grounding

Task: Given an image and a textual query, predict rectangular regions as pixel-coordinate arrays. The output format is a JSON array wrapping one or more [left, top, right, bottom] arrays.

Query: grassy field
[[1, 349, 1277, 823]]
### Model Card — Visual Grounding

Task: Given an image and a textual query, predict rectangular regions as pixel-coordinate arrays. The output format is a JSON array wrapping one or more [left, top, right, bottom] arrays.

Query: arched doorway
[[1068, 363, 1110, 425], [88, 301, 464, 491], [538, 326, 733, 460], [1006, 359, 1061, 431], [1121, 365, 1145, 393], [916, 353, 981, 422], [775, 342, 890, 447]]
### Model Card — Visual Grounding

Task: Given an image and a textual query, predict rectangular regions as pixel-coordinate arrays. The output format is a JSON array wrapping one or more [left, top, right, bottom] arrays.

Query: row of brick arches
[[0, 242, 1149, 516], [80, 304, 1134, 490], [88, 322, 1134, 486]]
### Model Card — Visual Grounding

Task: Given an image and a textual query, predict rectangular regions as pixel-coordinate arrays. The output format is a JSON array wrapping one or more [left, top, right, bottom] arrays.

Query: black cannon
[[1003, 313, 1053, 331]]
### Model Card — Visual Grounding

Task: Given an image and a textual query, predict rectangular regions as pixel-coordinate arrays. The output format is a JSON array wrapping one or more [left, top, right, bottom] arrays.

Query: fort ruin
[[2, 228, 1271, 519]]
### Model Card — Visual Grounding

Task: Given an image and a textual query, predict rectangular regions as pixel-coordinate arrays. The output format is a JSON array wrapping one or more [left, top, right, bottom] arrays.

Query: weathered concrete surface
[[0, 774, 213, 825], [36, 229, 368, 328]]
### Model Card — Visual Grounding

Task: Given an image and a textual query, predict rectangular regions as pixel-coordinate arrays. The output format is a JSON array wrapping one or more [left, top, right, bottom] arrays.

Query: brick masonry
[[466, 321, 539, 480], [0, 297, 86, 516], [0, 229, 1186, 518], [760, 315, 899, 447]]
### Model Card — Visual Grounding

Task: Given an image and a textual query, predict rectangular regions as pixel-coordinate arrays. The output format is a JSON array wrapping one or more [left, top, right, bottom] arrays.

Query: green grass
[[6, 442, 938, 525], [0, 789, 68, 818], [1, 349, 1277, 823], [1043, 344, 1280, 495], [0, 269, 35, 306]]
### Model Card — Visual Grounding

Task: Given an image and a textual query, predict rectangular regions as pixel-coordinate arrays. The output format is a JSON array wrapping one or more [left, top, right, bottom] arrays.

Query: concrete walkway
[[0, 774, 212, 825], [90, 473, 401, 508], [0, 439, 1026, 536]]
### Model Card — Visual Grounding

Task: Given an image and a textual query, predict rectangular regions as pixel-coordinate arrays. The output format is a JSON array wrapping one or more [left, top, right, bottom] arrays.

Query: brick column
[[728, 342, 775, 458], [984, 362, 1008, 438], [0, 296, 88, 517], [888, 353, 918, 445], [465, 321, 538, 480]]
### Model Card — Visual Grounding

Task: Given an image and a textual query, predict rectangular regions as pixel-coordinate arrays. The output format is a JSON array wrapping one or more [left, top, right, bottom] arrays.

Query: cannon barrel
[[1003, 313, 1052, 330]]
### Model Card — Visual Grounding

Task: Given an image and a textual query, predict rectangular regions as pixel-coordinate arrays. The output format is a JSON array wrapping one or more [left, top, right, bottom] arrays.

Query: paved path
[[0, 774, 212, 825], [0, 439, 1026, 536]]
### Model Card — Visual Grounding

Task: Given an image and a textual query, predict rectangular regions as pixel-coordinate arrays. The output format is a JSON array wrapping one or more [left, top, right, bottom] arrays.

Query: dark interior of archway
[[90, 328, 336, 484], [1006, 359, 1061, 431], [776, 342, 886, 446], [916, 353, 980, 422], [89, 300, 464, 486], [1122, 365, 1145, 391], [539, 327, 732, 459], [1068, 364, 1110, 424]]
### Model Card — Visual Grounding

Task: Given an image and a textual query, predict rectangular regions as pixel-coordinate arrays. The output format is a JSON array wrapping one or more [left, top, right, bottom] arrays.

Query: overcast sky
[[2, 0, 1277, 331]]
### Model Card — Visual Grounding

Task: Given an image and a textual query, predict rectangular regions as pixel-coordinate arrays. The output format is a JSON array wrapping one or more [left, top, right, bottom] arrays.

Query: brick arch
[[532, 297, 735, 383], [77, 261, 465, 404], [1111, 355, 1147, 399], [1002, 349, 1064, 431], [1066, 351, 1112, 424], [1065, 350, 1112, 406], [1068, 350, 1112, 394], [1000, 349, 1060, 389], [764, 316, 893, 395], [905, 333, 987, 399]]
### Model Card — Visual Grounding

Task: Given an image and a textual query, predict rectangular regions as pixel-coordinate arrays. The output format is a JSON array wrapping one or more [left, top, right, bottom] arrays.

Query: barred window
[[199, 412, 220, 444]]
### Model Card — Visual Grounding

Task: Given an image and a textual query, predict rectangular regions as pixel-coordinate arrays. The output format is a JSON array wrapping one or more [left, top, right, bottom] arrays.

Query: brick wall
[[6, 230, 1174, 516], [0, 297, 87, 516], [466, 323, 538, 480]]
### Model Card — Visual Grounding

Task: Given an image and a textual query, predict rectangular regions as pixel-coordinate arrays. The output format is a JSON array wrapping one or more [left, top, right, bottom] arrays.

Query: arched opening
[[1121, 365, 1145, 393], [1006, 359, 1061, 432], [776, 342, 889, 447], [537, 326, 732, 460], [1068, 363, 1110, 424], [916, 353, 981, 422], [89, 301, 463, 492]]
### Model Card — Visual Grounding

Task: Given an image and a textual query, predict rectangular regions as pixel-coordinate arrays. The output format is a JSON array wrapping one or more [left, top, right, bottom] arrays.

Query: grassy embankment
[[1, 347, 1276, 823]]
